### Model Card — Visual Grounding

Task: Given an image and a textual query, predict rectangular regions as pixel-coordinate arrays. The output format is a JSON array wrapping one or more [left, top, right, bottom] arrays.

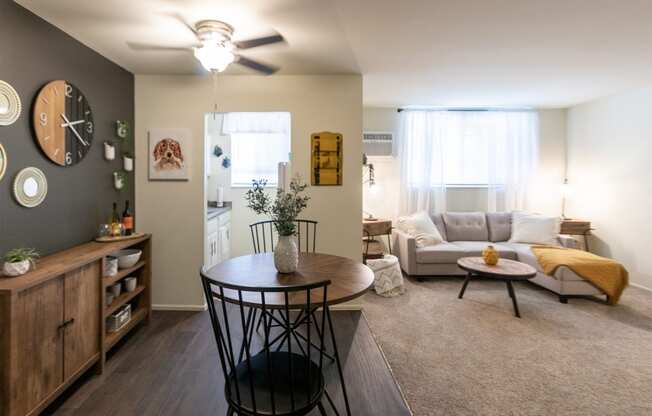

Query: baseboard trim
[[152, 303, 207, 311], [630, 282, 652, 292]]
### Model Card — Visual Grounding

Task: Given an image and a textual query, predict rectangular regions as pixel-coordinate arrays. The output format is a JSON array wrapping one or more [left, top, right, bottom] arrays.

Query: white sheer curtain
[[398, 110, 538, 215], [399, 111, 447, 214]]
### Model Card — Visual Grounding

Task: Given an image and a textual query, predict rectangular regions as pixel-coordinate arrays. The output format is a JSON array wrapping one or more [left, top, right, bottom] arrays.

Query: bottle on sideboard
[[122, 200, 133, 236], [110, 202, 122, 237]]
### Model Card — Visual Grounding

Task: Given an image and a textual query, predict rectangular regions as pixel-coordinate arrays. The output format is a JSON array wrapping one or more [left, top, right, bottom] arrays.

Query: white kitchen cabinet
[[205, 212, 231, 268]]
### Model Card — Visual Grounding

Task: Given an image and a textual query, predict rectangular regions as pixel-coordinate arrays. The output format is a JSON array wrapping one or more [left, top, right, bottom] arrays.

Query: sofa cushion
[[442, 212, 488, 241], [452, 241, 517, 260], [430, 214, 448, 241], [416, 243, 466, 263], [486, 212, 511, 242], [396, 211, 444, 247], [509, 212, 560, 245]]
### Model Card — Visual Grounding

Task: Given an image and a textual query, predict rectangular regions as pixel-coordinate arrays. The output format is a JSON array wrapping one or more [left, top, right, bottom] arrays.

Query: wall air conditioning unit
[[363, 131, 394, 157]]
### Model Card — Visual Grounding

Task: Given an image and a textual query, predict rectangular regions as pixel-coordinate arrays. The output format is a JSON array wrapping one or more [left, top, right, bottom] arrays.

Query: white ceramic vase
[[3, 260, 30, 277], [274, 235, 299, 274]]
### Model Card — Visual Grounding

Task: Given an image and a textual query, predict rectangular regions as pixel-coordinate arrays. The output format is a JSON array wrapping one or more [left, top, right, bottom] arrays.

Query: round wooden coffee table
[[457, 257, 537, 318]]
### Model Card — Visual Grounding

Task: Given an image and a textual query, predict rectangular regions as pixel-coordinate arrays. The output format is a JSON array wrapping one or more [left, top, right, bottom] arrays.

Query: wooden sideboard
[[0, 235, 151, 416]]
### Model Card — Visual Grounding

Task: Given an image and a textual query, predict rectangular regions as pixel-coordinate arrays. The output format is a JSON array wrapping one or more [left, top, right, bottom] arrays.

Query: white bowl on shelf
[[112, 249, 142, 269]]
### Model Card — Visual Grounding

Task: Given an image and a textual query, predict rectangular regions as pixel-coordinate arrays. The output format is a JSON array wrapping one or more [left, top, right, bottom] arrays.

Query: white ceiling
[[16, 0, 652, 108]]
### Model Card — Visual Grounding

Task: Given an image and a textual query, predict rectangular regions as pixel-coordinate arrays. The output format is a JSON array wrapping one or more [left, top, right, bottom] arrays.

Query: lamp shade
[[193, 44, 235, 72]]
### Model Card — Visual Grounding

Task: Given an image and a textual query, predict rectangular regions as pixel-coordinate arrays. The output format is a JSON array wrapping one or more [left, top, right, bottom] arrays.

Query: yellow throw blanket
[[531, 245, 628, 305]]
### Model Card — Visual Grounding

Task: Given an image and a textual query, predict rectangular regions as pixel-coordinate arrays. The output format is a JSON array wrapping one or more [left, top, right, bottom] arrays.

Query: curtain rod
[[396, 107, 535, 113]]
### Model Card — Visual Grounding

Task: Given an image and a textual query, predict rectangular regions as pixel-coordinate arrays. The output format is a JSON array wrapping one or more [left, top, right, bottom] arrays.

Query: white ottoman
[[366, 255, 405, 297]]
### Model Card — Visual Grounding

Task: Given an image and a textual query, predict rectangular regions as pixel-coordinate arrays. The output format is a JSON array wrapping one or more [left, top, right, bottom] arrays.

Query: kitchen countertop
[[207, 201, 232, 220]]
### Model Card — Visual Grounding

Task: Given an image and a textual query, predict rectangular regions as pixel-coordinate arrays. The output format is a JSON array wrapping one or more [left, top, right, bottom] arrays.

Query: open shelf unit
[[100, 235, 152, 367], [104, 307, 149, 350]]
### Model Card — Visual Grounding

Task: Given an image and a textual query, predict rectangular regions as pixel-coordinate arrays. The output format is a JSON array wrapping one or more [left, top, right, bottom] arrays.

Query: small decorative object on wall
[[104, 141, 116, 160], [123, 153, 134, 172], [149, 128, 191, 180], [0, 142, 7, 181], [2, 248, 39, 277], [113, 171, 127, 191], [245, 176, 310, 273], [213, 145, 223, 158], [33, 80, 93, 166], [222, 156, 231, 169], [116, 120, 129, 139], [0, 80, 21, 126], [311, 131, 343, 186], [13, 167, 47, 208]]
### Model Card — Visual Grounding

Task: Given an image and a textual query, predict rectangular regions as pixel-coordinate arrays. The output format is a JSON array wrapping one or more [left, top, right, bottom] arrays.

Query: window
[[222, 112, 291, 187], [230, 132, 290, 186], [403, 110, 537, 188], [399, 110, 538, 213]]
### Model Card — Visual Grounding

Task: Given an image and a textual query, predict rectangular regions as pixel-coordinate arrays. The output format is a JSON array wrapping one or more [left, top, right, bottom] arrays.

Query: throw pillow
[[397, 211, 444, 247], [509, 212, 561, 245]]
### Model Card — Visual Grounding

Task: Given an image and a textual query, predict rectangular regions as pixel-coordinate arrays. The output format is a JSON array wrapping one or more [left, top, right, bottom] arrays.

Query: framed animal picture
[[148, 128, 191, 180]]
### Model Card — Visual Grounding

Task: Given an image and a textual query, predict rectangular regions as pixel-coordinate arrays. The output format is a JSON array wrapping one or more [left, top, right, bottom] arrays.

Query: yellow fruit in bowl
[[482, 245, 499, 266]]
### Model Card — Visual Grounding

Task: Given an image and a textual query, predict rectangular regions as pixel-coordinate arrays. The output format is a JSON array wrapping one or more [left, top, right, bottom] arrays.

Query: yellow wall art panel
[[311, 132, 343, 186]]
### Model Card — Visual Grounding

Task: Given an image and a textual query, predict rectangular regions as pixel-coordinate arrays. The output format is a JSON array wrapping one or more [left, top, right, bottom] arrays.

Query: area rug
[[359, 277, 652, 416]]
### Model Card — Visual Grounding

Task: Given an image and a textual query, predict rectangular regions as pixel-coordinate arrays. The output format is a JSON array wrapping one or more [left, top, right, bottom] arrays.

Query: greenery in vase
[[245, 176, 310, 236], [3, 248, 39, 268]]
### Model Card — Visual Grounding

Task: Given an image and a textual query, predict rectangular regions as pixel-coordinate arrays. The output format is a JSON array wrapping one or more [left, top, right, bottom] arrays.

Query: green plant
[[4, 248, 39, 268], [245, 176, 310, 236]]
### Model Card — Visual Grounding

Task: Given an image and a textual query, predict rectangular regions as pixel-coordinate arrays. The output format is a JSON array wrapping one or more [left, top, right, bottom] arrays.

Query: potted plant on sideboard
[[3, 248, 39, 277]]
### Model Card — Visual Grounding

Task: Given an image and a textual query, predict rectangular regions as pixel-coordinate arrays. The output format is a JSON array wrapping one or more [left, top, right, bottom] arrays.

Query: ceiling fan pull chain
[[212, 71, 219, 119]]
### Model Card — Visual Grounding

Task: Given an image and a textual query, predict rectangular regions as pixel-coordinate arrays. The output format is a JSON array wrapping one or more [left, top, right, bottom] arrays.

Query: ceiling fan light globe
[[193, 44, 234, 72]]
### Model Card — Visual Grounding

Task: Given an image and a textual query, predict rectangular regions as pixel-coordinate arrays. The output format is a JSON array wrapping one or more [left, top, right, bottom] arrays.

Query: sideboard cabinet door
[[63, 261, 101, 379], [12, 277, 64, 416]]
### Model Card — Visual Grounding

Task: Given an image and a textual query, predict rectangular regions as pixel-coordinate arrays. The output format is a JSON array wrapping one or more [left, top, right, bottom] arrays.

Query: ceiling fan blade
[[127, 42, 193, 52], [160, 11, 199, 37], [235, 55, 279, 75], [234, 34, 285, 50]]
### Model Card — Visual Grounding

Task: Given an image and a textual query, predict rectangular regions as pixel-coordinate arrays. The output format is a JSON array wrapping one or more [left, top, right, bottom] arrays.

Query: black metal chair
[[249, 219, 318, 254], [200, 270, 336, 416]]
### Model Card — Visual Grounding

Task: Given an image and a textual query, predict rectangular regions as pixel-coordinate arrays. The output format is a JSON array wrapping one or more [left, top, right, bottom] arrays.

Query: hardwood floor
[[44, 310, 411, 416]]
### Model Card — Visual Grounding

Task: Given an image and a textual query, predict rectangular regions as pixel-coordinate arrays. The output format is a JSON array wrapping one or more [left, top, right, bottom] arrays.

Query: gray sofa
[[393, 212, 604, 302]]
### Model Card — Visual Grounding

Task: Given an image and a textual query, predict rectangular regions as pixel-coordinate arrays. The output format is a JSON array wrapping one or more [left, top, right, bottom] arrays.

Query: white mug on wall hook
[[123, 154, 134, 172]]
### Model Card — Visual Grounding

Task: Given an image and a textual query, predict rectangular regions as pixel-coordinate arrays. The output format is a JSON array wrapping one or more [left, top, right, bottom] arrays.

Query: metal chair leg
[[226, 406, 235, 416], [317, 401, 328, 416]]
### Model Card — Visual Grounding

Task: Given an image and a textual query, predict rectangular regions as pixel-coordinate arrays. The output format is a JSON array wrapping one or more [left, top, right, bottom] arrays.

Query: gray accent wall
[[0, 1, 135, 256]]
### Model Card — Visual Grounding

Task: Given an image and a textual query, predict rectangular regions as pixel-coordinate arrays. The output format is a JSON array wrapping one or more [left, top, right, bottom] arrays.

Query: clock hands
[[60, 119, 85, 128], [60, 114, 88, 146]]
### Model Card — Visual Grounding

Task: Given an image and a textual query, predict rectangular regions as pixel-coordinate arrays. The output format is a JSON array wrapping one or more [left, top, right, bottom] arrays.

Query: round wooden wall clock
[[32, 80, 93, 166]]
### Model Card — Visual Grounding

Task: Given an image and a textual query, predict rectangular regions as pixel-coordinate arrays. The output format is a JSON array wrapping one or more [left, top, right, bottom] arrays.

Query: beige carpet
[[359, 276, 652, 416]]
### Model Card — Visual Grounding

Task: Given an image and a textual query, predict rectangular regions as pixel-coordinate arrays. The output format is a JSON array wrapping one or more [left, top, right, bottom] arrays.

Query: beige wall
[[362, 108, 567, 220], [136, 75, 363, 309], [567, 89, 652, 290]]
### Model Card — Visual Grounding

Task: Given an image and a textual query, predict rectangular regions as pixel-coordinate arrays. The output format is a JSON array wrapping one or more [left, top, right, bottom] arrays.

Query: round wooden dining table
[[202, 252, 374, 416], [203, 252, 375, 309]]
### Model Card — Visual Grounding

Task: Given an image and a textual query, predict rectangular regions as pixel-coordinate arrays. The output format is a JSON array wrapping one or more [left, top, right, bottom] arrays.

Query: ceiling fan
[[128, 19, 285, 75]]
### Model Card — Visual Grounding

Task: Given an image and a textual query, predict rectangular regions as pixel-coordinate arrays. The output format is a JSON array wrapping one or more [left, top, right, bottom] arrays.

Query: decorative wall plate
[[0, 143, 6, 181], [13, 167, 48, 208], [0, 80, 22, 126]]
